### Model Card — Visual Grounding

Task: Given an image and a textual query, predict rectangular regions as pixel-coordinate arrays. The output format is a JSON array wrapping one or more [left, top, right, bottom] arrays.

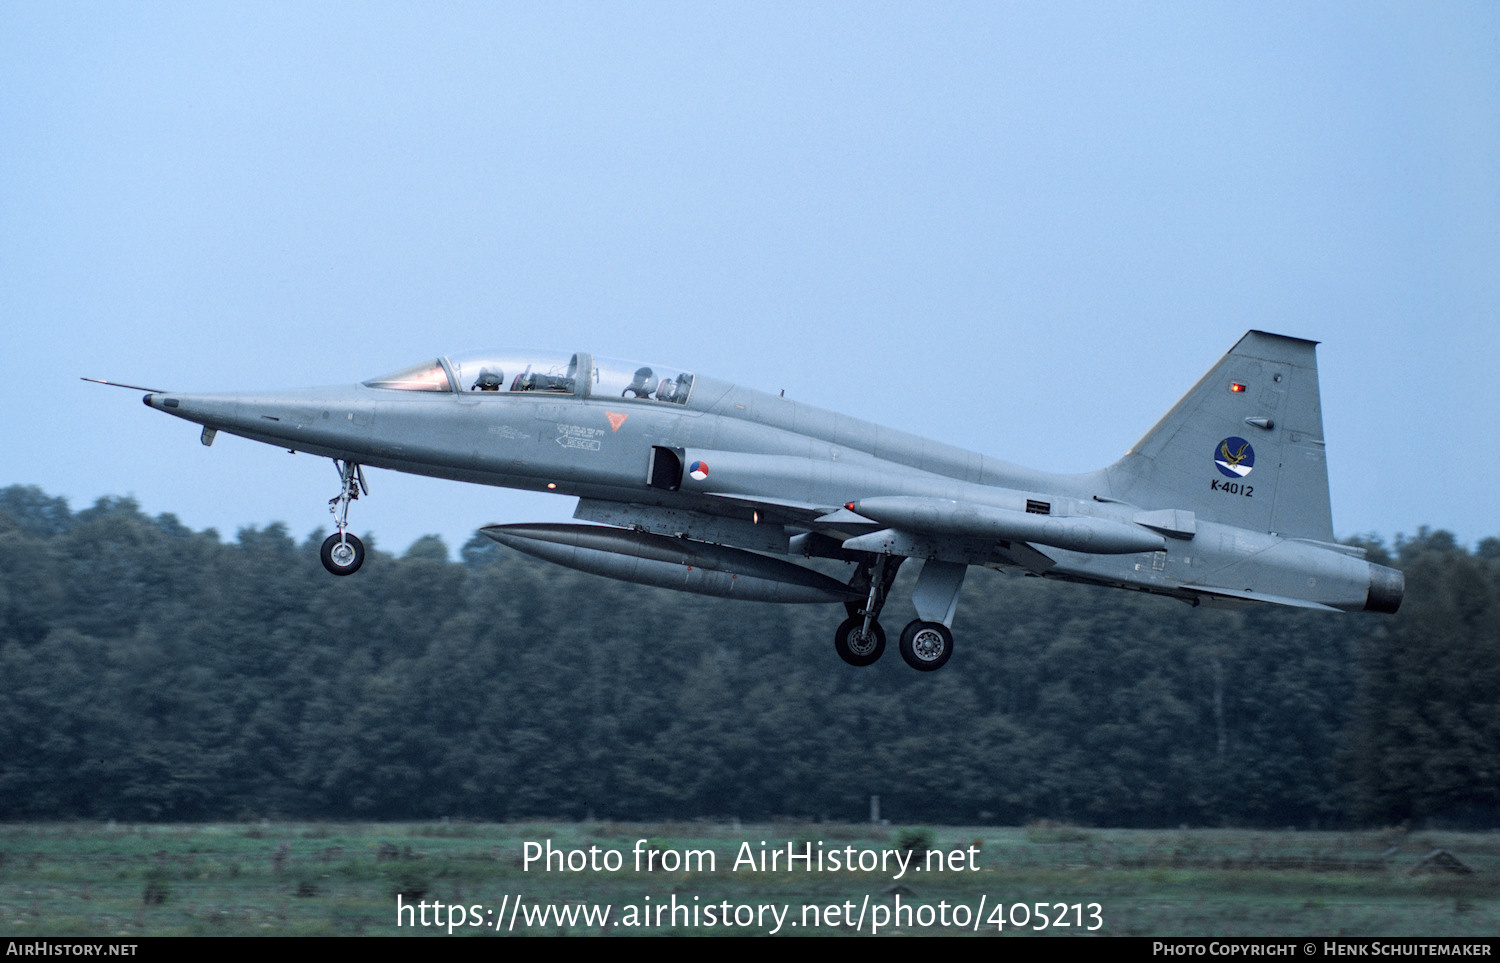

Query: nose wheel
[[321, 531, 365, 575], [321, 460, 368, 576]]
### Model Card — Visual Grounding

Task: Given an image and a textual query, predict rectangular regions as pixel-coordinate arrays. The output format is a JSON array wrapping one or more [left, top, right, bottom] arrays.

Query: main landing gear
[[833, 555, 966, 672], [899, 620, 953, 672], [320, 460, 367, 576], [834, 553, 900, 667], [834, 616, 885, 666]]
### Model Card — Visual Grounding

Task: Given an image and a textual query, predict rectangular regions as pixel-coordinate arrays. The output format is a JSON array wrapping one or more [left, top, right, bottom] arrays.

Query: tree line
[[0, 484, 1495, 827]]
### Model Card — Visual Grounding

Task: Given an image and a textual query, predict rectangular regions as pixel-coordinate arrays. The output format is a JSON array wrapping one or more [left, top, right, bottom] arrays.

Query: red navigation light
[[1230, 382, 1246, 393]]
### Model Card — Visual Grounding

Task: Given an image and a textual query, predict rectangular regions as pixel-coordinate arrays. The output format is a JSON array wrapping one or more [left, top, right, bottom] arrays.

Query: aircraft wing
[[702, 491, 843, 520]]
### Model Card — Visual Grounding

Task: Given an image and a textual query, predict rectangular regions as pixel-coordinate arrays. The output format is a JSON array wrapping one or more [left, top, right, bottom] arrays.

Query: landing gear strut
[[320, 460, 367, 576], [833, 554, 902, 666]]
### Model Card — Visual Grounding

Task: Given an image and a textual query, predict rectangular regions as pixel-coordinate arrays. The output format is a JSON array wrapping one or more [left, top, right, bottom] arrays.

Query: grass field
[[1, 821, 1497, 936]]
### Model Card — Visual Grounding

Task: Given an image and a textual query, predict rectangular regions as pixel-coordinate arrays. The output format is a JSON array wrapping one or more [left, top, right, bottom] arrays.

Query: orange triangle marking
[[605, 411, 628, 432]]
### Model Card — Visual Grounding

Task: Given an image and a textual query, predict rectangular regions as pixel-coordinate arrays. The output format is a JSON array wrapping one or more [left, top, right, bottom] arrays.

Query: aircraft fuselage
[[125, 334, 1403, 672]]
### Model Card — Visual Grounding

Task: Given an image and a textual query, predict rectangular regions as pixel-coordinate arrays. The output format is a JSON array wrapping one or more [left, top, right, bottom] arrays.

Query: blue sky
[[3, 2, 1496, 555]]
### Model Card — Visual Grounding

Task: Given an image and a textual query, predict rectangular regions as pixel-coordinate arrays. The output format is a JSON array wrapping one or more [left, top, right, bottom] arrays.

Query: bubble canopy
[[364, 351, 695, 406]]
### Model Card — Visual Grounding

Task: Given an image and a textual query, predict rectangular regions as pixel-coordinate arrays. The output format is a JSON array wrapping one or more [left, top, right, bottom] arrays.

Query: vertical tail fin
[[1104, 331, 1335, 541]]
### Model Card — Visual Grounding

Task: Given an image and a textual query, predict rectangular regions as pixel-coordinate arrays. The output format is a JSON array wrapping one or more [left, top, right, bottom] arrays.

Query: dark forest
[[1, 485, 1495, 827]]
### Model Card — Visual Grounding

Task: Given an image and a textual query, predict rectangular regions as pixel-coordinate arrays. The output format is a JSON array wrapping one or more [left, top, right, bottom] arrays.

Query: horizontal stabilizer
[[1188, 585, 1342, 612], [1133, 508, 1196, 538]]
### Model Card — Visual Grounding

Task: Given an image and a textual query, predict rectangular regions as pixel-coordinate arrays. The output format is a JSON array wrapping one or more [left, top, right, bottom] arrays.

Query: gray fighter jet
[[94, 331, 1403, 671]]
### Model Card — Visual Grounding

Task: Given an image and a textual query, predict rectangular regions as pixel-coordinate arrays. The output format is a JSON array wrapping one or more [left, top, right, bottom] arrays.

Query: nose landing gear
[[320, 460, 367, 576]]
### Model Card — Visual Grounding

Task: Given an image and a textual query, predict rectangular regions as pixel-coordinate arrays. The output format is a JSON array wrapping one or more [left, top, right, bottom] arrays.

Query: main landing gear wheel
[[899, 620, 953, 672], [320, 532, 365, 576], [834, 616, 886, 667]]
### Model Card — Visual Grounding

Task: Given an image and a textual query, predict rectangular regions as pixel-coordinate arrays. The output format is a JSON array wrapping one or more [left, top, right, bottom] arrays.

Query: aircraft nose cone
[[141, 391, 243, 429]]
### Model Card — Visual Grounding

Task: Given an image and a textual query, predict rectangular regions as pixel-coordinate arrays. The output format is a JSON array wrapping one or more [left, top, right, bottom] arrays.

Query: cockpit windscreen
[[362, 360, 452, 392]]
